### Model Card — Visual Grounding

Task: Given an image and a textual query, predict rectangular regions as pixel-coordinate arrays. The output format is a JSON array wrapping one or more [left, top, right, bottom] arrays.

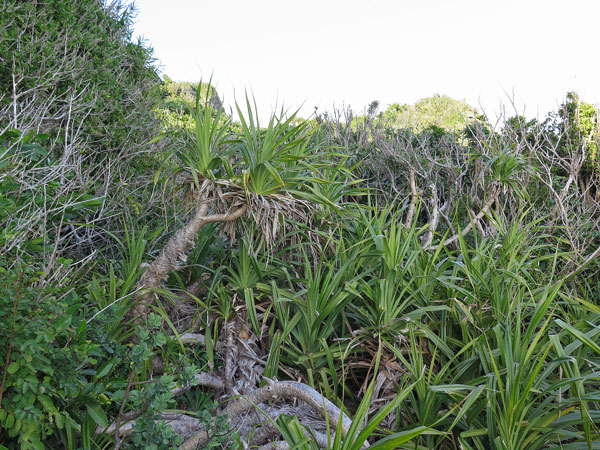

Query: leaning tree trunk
[[127, 195, 247, 326]]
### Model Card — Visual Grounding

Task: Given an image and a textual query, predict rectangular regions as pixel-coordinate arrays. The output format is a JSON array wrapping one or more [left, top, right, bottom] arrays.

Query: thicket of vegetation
[[1, 1, 600, 449]]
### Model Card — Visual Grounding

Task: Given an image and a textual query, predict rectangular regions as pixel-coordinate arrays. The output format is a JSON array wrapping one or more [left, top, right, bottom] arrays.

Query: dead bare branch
[[426, 183, 500, 251], [405, 167, 417, 227]]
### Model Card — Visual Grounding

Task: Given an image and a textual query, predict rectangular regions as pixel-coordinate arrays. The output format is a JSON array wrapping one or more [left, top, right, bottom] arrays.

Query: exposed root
[[224, 381, 352, 432], [171, 372, 226, 395], [101, 412, 204, 440], [97, 373, 224, 436], [238, 402, 330, 445], [250, 420, 336, 448], [182, 380, 352, 450], [248, 421, 280, 446]]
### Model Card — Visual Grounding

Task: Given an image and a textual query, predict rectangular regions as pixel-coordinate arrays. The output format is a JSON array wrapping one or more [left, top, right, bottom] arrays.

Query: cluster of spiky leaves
[[164, 86, 360, 255]]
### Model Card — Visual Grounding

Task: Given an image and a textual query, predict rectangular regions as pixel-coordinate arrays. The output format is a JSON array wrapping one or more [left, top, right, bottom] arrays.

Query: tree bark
[[128, 198, 247, 324]]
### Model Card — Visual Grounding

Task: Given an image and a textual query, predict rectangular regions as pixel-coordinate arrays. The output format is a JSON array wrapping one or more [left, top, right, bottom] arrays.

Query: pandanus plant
[[129, 83, 357, 333]]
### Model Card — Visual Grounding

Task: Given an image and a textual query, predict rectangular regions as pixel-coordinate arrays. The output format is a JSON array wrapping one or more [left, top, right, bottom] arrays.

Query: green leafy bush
[[0, 265, 101, 449], [0, 0, 159, 156]]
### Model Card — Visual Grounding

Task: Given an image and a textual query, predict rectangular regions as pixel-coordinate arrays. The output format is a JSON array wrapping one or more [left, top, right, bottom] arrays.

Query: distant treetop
[[382, 94, 479, 132]]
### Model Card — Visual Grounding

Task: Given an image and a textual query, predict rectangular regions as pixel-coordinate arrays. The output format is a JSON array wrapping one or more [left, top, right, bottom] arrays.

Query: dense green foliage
[[0, 266, 97, 448], [0, 0, 159, 154], [155, 78, 222, 132], [382, 94, 479, 132], [1, 0, 600, 449]]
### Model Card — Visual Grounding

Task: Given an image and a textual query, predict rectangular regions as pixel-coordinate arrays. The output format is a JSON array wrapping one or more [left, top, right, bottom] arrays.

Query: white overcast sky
[[130, 0, 600, 122]]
